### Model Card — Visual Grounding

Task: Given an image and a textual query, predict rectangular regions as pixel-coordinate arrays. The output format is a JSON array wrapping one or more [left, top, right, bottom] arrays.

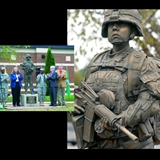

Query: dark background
[[0, 7, 67, 158]]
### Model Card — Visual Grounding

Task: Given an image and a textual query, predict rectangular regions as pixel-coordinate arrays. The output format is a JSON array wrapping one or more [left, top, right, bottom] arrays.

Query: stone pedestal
[[21, 94, 38, 106]]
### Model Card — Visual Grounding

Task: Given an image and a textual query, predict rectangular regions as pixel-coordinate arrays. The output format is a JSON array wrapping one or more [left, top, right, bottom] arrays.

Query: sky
[[67, 9, 160, 71]]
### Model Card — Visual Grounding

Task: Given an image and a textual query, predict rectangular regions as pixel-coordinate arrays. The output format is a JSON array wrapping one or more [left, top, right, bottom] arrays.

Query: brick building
[[0, 45, 74, 94]]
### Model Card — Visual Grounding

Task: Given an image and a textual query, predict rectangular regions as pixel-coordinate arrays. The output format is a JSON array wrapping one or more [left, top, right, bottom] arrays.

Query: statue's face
[[107, 21, 132, 45], [26, 56, 31, 60]]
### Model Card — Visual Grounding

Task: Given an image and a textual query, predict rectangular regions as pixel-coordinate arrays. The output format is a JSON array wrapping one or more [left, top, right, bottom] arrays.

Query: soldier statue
[[20, 54, 35, 94], [71, 9, 160, 149]]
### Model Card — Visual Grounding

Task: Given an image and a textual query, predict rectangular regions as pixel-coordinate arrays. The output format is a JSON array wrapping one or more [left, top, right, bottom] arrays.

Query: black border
[[0, 8, 67, 155]]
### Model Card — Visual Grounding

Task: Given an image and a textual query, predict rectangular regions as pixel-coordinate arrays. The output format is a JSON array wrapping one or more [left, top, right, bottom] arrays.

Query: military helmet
[[26, 54, 31, 58], [101, 9, 144, 38], [1, 67, 5, 70]]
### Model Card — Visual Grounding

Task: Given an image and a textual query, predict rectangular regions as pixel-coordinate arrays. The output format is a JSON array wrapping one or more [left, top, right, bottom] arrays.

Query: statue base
[[0, 103, 4, 109], [21, 94, 38, 106]]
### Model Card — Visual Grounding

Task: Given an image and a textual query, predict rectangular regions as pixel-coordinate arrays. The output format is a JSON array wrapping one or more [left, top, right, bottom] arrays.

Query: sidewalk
[[2, 101, 73, 109]]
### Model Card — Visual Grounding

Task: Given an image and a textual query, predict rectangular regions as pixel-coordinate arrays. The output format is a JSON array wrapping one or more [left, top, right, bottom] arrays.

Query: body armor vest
[[72, 48, 160, 148], [84, 48, 146, 115]]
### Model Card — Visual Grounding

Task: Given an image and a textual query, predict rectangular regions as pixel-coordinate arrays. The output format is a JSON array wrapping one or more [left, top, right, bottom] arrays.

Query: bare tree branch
[[142, 9, 158, 25]]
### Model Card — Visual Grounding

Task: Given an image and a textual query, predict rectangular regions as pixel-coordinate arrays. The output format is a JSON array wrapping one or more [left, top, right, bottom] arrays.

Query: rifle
[[74, 81, 139, 144]]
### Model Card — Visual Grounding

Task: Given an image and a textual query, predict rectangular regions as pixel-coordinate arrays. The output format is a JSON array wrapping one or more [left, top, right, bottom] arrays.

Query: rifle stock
[[75, 81, 139, 143]]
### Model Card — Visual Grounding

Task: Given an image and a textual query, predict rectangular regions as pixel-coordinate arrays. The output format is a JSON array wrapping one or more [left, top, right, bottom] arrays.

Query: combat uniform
[[36, 69, 47, 106], [80, 46, 160, 149], [72, 9, 160, 149], [0, 68, 10, 106], [21, 54, 35, 94]]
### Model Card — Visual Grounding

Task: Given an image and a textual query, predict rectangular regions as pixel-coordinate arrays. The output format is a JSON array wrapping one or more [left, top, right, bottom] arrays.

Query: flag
[[66, 66, 70, 98]]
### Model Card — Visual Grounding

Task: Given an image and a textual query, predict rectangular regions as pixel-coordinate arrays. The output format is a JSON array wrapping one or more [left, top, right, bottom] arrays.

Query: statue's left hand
[[99, 116, 112, 130]]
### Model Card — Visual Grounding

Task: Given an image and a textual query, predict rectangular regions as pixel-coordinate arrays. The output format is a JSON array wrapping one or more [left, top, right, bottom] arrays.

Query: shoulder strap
[[83, 50, 110, 81], [127, 49, 147, 70]]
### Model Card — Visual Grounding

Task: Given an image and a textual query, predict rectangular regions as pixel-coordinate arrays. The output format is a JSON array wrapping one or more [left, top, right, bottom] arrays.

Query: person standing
[[57, 64, 67, 106], [36, 68, 47, 106], [10, 67, 23, 107], [0, 67, 10, 107], [47, 66, 58, 106]]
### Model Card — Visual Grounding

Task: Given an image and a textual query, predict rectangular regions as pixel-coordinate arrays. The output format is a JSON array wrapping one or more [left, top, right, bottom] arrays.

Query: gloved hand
[[99, 116, 112, 130], [72, 85, 85, 115]]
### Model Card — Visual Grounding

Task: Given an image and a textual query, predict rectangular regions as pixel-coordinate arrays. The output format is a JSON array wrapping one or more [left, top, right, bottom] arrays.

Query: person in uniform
[[0, 67, 10, 107], [72, 9, 160, 149], [57, 64, 67, 106], [20, 54, 35, 94], [36, 68, 47, 106]]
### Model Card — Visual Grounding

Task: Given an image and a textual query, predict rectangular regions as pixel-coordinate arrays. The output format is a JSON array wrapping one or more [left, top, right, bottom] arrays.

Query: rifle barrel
[[114, 122, 139, 143]]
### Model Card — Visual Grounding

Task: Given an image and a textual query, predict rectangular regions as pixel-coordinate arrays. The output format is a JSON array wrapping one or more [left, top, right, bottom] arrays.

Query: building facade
[[0, 45, 74, 94]]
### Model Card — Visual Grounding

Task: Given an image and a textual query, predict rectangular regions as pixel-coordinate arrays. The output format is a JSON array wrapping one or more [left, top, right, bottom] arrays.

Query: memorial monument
[[20, 54, 38, 106]]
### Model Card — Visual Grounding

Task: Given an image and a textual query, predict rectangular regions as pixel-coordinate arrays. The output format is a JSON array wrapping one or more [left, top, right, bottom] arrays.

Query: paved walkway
[[2, 101, 73, 109]]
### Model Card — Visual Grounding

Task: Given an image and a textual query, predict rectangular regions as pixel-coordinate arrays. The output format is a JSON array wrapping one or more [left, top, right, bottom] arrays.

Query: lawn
[[0, 103, 74, 111], [0, 94, 74, 111]]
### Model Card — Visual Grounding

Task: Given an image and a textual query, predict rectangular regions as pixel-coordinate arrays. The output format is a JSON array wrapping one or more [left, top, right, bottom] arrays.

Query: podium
[[21, 94, 38, 106]]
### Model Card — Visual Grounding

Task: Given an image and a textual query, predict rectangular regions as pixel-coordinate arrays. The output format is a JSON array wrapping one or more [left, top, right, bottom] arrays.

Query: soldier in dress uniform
[[36, 68, 47, 106]]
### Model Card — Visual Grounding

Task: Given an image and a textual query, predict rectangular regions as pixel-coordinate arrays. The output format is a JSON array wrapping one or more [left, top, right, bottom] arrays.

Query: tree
[[74, 67, 87, 86], [0, 45, 30, 62], [44, 47, 56, 95], [67, 9, 160, 71]]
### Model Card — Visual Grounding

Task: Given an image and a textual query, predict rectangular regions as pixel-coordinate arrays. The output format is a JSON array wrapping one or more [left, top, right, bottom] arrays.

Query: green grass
[[7, 95, 74, 102], [0, 103, 74, 111]]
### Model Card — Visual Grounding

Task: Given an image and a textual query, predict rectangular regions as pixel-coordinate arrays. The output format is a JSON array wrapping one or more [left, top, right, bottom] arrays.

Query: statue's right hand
[[73, 103, 85, 115]]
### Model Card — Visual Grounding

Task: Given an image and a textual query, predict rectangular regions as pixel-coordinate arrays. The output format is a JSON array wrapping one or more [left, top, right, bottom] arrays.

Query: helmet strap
[[129, 32, 136, 40]]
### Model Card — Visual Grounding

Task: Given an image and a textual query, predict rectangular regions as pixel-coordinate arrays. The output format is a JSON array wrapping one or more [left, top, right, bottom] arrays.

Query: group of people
[[36, 64, 67, 106], [0, 64, 68, 107]]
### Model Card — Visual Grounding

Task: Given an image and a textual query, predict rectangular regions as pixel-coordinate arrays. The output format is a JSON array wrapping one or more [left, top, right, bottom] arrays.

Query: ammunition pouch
[[83, 104, 97, 142], [137, 118, 154, 142], [70, 112, 96, 149], [153, 110, 160, 144], [70, 113, 85, 149]]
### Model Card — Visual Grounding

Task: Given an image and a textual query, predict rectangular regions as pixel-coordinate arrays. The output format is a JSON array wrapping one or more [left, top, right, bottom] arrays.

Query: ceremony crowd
[[0, 64, 68, 107]]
